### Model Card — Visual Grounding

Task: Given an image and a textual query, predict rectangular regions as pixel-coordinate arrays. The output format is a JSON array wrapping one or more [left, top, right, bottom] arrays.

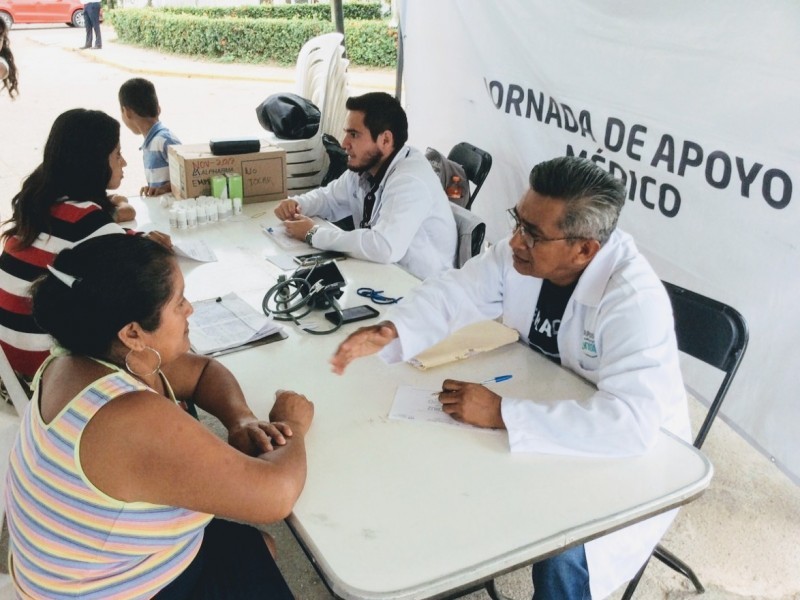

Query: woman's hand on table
[[144, 230, 173, 249], [269, 389, 314, 437], [228, 417, 297, 456]]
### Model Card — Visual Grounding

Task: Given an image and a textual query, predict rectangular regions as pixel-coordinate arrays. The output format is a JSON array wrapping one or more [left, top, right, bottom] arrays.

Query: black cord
[[262, 275, 344, 335], [357, 287, 403, 305]]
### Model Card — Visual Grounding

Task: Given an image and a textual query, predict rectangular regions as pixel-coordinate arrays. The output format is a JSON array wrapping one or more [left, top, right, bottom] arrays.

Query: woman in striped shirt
[[5, 234, 313, 599], [0, 108, 166, 380]]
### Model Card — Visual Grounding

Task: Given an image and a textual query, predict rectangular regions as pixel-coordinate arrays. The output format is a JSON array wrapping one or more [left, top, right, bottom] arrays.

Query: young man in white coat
[[330, 156, 691, 599], [273, 92, 457, 280]]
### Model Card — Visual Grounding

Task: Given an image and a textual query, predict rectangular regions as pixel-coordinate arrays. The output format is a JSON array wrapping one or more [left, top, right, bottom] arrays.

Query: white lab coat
[[381, 230, 691, 599], [291, 146, 457, 280]]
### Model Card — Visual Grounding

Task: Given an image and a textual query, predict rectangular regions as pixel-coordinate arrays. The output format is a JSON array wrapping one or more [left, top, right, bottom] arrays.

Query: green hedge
[[108, 9, 396, 67], [160, 3, 381, 21], [343, 19, 397, 67]]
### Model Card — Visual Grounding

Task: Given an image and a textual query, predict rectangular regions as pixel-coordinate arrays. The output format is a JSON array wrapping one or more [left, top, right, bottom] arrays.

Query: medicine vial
[[187, 206, 197, 228], [233, 197, 243, 215], [217, 199, 230, 220], [207, 200, 219, 223]]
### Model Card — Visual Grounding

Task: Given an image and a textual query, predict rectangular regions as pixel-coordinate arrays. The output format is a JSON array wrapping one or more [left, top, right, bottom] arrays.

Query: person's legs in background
[[82, 4, 92, 49], [531, 544, 591, 600], [82, 3, 101, 49]]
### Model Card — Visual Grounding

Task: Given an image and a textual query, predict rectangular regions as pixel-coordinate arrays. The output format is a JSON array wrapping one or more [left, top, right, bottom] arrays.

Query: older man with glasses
[[330, 155, 691, 600]]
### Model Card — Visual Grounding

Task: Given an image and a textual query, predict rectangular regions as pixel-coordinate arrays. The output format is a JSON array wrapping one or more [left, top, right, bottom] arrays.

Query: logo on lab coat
[[582, 329, 597, 357]]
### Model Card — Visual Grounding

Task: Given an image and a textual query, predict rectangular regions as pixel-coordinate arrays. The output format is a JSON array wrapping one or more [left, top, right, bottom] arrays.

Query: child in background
[[119, 77, 181, 196], [0, 18, 19, 99]]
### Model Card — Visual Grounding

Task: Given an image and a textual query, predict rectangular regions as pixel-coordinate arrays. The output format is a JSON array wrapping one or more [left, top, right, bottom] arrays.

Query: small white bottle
[[207, 200, 218, 223], [176, 207, 188, 230], [217, 198, 230, 220]]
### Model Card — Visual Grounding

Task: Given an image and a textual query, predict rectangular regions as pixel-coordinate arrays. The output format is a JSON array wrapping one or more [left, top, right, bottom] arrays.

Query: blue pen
[[431, 375, 512, 396], [479, 374, 513, 384]]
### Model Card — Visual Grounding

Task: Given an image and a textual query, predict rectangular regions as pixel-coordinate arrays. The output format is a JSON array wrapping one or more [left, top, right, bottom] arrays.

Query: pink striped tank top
[[4, 358, 213, 599]]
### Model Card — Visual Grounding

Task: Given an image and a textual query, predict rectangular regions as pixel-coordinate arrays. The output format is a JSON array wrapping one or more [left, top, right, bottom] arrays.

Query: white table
[[131, 198, 713, 600]]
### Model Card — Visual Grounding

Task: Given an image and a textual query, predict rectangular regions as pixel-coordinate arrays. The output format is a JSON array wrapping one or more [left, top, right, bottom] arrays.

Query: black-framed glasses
[[506, 208, 579, 249]]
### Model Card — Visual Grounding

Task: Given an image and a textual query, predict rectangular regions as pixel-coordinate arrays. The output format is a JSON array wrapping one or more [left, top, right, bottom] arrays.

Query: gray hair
[[529, 156, 625, 244]]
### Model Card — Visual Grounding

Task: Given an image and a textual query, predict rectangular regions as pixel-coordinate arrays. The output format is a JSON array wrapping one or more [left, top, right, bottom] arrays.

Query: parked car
[[0, 0, 97, 28]]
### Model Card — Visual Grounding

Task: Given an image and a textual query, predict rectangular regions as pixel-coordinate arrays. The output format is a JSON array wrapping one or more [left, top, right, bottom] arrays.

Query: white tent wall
[[399, 1, 800, 481]]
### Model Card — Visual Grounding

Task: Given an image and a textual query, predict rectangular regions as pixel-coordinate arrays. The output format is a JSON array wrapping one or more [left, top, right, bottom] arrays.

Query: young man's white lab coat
[[291, 146, 456, 280]]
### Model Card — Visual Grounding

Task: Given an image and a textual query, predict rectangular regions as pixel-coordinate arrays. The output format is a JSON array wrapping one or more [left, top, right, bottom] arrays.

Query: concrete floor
[[1, 24, 798, 600]]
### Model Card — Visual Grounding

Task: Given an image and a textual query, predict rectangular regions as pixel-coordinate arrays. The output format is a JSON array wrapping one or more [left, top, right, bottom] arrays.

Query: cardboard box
[[168, 142, 288, 203]]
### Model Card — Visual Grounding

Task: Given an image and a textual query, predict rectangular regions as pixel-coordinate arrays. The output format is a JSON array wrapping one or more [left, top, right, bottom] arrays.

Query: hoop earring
[[125, 346, 162, 378]]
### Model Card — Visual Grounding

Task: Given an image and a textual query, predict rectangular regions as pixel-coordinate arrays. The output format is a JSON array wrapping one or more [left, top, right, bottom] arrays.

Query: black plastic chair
[[448, 142, 492, 210], [622, 280, 748, 599]]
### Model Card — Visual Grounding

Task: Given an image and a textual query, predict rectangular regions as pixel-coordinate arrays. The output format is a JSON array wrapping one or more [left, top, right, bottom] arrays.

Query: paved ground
[[1, 23, 799, 600], [0, 23, 395, 216]]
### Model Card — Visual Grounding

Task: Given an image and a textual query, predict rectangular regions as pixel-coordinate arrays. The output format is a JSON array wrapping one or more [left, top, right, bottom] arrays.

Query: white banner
[[400, 0, 800, 481]]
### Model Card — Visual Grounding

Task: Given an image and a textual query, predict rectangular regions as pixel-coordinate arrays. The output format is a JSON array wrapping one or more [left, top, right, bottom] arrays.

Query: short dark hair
[[2, 109, 119, 247], [32, 235, 176, 359], [529, 156, 626, 244], [345, 92, 408, 150], [119, 77, 160, 118]]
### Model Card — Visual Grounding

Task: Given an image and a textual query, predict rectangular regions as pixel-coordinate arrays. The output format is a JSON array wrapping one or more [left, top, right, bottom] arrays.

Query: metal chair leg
[[653, 544, 705, 593], [485, 578, 512, 600], [620, 555, 650, 600]]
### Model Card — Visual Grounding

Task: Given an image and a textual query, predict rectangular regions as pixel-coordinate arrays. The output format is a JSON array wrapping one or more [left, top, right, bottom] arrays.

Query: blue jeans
[[532, 545, 591, 600], [83, 2, 102, 48]]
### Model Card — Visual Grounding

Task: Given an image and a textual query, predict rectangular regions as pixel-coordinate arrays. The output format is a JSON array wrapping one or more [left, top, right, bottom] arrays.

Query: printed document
[[188, 293, 284, 355]]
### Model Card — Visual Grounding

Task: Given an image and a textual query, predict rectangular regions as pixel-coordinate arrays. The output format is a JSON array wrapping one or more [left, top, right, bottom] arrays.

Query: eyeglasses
[[507, 208, 579, 249]]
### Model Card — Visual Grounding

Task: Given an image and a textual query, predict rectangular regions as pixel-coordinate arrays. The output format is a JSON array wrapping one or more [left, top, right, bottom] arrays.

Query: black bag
[[255, 93, 321, 140], [321, 133, 349, 186]]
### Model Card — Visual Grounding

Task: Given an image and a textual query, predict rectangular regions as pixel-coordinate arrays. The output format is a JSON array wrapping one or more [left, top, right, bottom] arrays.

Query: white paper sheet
[[266, 253, 300, 270], [389, 385, 488, 431], [174, 240, 218, 262], [261, 217, 334, 251]]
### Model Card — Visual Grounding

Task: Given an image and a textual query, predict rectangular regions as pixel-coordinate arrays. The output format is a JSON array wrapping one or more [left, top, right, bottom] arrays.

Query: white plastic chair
[[0, 345, 25, 595], [295, 32, 344, 99], [0, 346, 28, 418], [321, 54, 351, 138], [262, 33, 351, 192]]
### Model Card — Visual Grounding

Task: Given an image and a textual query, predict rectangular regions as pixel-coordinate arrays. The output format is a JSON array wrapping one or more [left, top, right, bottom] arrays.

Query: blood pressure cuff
[[293, 260, 345, 309]]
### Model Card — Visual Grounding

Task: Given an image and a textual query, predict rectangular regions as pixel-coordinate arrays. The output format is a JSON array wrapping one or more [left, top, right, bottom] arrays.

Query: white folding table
[[131, 197, 713, 600]]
